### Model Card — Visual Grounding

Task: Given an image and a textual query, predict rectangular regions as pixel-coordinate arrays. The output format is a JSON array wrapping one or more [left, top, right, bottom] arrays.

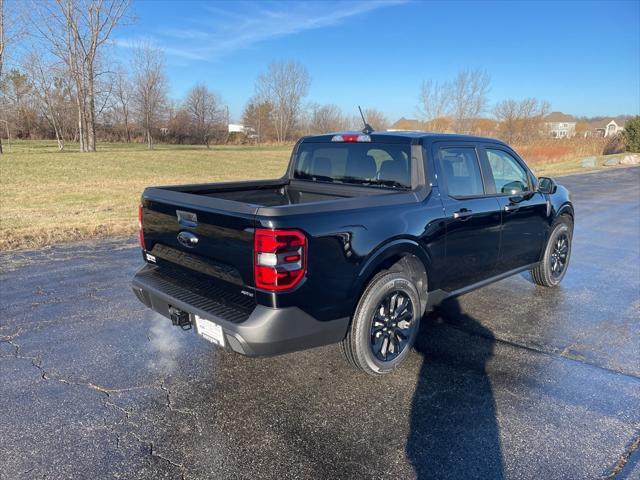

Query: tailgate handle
[[176, 210, 198, 228]]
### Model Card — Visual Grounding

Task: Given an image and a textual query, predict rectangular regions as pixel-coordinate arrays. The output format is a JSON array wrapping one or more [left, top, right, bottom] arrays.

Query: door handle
[[504, 204, 520, 213], [453, 209, 473, 220]]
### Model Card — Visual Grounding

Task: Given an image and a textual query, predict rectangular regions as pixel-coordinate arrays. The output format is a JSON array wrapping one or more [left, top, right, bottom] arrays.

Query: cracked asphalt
[[1, 167, 639, 479]]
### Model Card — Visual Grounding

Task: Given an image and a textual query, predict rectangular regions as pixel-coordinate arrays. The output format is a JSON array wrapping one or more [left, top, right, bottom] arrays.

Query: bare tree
[[113, 64, 132, 142], [517, 97, 550, 142], [355, 108, 388, 131], [23, 50, 71, 150], [0, 0, 26, 152], [307, 103, 346, 134], [0, 0, 5, 153], [417, 79, 451, 131], [450, 69, 490, 134], [0, 0, 4, 81], [242, 96, 274, 143], [166, 101, 190, 144], [494, 97, 550, 143], [184, 83, 224, 148], [0, 68, 37, 138], [131, 41, 167, 149], [493, 99, 519, 143], [28, 0, 131, 152], [256, 60, 310, 142]]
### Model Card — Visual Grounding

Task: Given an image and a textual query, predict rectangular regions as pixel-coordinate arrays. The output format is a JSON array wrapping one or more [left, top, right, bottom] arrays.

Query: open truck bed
[[155, 177, 401, 208]]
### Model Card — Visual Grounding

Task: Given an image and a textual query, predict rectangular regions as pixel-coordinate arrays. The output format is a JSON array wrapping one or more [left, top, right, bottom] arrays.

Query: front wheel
[[530, 218, 573, 287], [341, 271, 421, 375]]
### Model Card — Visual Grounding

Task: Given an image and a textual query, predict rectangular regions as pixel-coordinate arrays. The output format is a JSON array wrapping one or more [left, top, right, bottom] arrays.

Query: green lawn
[[0, 140, 632, 251], [0, 140, 292, 250]]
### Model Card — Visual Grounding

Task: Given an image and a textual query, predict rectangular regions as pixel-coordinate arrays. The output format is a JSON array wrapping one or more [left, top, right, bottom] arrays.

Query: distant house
[[589, 119, 626, 137], [228, 123, 257, 139], [545, 112, 576, 138], [387, 117, 426, 131]]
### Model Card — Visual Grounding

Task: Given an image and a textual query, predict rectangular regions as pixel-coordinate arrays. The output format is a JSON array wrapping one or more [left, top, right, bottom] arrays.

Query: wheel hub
[[550, 233, 569, 278], [370, 291, 415, 362]]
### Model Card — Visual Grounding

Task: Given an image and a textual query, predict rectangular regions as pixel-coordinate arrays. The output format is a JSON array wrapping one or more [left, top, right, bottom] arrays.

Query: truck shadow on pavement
[[406, 298, 504, 480]]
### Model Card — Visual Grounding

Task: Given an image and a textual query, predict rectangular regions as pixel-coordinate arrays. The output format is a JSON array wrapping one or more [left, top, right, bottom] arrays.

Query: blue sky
[[114, 0, 640, 122]]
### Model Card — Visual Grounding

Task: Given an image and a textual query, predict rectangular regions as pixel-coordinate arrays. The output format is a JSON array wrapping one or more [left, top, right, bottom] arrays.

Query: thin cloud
[[116, 0, 407, 61], [112, 36, 207, 61]]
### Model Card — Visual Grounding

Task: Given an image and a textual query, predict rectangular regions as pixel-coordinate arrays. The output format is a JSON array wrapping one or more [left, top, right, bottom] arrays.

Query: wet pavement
[[1, 167, 639, 479]]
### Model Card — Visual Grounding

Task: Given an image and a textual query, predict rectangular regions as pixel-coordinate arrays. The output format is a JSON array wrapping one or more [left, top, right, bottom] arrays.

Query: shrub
[[602, 134, 626, 155], [622, 116, 640, 152], [513, 137, 608, 165]]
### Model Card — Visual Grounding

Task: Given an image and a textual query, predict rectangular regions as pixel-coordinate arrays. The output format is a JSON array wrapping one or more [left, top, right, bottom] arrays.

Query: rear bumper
[[131, 265, 349, 357]]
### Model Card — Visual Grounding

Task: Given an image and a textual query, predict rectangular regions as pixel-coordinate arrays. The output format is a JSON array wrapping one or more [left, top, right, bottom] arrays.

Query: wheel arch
[[350, 239, 431, 317], [557, 202, 574, 223]]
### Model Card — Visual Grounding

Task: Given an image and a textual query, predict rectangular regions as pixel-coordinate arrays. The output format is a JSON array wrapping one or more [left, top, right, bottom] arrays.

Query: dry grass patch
[[1, 141, 292, 250], [514, 137, 608, 165]]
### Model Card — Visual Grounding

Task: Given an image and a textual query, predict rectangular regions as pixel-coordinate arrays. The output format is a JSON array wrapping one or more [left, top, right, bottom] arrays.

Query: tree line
[[0, 0, 387, 151], [0, 0, 610, 155], [416, 69, 552, 143]]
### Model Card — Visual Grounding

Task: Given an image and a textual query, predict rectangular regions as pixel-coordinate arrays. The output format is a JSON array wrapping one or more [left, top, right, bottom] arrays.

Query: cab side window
[[486, 149, 530, 194], [437, 147, 484, 197]]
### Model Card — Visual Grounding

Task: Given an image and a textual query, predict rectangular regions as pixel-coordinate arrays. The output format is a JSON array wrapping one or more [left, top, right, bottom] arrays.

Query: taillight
[[254, 229, 307, 291], [138, 205, 146, 250]]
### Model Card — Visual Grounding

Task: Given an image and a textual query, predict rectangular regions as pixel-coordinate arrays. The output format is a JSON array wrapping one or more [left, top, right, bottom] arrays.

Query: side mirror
[[501, 180, 526, 194], [538, 176, 557, 194]]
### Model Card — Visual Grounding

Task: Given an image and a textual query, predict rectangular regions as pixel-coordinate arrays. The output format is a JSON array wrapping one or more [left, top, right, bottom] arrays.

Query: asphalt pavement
[[1, 167, 639, 479]]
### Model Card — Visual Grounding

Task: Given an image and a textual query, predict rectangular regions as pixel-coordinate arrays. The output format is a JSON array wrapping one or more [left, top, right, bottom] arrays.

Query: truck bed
[[156, 178, 403, 210], [203, 184, 346, 206]]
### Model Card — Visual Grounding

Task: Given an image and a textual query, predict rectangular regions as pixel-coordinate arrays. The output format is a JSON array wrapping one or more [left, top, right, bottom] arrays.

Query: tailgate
[[140, 188, 258, 312]]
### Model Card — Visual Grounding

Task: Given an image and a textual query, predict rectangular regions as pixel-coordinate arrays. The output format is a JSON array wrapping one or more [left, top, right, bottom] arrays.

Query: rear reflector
[[331, 134, 371, 142], [254, 229, 307, 291], [138, 205, 146, 250]]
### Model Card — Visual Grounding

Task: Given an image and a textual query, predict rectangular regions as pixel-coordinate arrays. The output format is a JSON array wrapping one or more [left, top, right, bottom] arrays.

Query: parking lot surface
[[1, 167, 639, 479]]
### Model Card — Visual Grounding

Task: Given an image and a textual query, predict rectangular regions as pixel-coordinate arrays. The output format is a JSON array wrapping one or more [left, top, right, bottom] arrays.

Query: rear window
[[293, 143, 412, 189]]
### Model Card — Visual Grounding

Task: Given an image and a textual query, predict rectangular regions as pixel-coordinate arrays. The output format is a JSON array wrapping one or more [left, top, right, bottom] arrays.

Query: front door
[[480, 146, 549, 272], [433, 143, 502, 291]]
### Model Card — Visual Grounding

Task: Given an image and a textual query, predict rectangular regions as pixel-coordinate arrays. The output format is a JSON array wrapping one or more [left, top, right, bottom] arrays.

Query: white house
[[593, 119, 626, 137], [545, 112, 576, 138]]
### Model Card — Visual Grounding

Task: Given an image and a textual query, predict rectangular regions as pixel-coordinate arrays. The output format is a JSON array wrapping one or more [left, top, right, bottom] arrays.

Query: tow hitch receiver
[[169, 306, 192, 330]]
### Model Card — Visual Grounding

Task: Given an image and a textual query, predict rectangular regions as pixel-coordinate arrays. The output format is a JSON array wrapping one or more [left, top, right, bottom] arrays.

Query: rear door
[[479, 146, 549, 271], [432, 142, 502, 291]]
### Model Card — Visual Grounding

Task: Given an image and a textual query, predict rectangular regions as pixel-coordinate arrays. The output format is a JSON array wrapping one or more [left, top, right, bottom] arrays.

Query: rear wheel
[[530, 217, 573, 287], [341, 270, 421, 375]]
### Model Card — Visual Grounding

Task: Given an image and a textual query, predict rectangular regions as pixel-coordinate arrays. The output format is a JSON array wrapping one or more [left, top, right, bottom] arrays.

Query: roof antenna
[[358, 106, 374, 135]]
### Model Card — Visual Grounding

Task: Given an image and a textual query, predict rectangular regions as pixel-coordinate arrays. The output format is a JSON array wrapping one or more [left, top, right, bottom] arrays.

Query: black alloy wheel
[[370, 291, 415, 362], [550, 233, 569, 278]]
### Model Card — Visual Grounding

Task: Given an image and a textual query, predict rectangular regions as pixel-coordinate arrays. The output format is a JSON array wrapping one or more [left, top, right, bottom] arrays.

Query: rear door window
[[437, 147, 484, 197]]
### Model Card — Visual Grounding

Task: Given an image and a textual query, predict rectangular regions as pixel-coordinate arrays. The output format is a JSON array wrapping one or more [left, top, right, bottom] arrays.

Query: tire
[[341, 270, 422, 375], [530, 217, 573, 287]]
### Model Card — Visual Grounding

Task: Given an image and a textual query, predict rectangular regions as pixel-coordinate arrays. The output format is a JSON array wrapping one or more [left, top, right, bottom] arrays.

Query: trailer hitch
[[169, 306, 192, 330]]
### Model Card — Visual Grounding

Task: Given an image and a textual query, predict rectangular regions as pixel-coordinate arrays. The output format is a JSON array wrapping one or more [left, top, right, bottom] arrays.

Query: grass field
[[0, 140, 632, 251], [0, 141, 292, 250]]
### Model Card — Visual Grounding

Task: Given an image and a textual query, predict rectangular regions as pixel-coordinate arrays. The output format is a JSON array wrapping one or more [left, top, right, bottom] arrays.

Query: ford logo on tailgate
[[177, 231, 199, 248]]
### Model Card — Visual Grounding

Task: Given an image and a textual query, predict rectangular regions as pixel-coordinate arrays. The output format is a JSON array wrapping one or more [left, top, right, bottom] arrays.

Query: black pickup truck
[[131, 131, 573, 375]]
